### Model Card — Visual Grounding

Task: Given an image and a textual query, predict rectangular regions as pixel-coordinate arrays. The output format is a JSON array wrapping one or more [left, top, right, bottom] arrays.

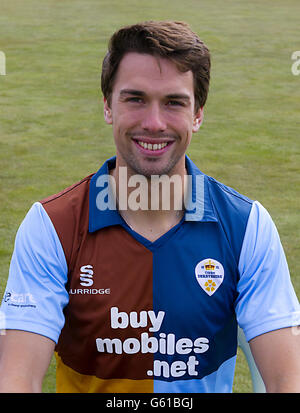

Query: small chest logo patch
[[195, 258, 224, 296]]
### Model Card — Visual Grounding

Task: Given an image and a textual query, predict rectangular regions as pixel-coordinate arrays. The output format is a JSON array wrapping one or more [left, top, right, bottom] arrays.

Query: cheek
[[183, 130, 193, 148], [114, 110, 141, 133], [168, 109, 194, 127], [179, 120, 193, 148], [172, 116, 193, 142], [112, 111, 128, 135]]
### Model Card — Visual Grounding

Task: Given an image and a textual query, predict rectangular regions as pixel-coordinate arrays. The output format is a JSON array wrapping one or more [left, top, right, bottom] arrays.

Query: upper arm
[[0, 330, 55, 392], [249, 327, 300, 392], [235, 201, 300, 341], [0, 202, 69, 342], [235, 201, 300, 391]]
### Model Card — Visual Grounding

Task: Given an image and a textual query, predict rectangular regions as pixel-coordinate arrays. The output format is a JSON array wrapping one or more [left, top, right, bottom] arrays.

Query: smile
[[137, 141, 168, 151]]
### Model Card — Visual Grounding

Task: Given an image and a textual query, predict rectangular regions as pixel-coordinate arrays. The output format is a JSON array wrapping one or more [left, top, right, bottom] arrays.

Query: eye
[[127, 97, 144, 104], [167, 100, 185, 107]]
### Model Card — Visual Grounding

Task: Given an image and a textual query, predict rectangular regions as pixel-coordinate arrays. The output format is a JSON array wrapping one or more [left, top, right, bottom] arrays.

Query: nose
[[140, 103, 167, 133]]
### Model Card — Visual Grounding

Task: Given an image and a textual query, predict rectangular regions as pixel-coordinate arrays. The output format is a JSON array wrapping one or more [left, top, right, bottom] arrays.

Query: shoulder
[[239, 200, 282, 265], [39, 173, 95, 265], [40, 173, 94, 223], [40, 173, 94, 210], [186, 156, 253, 215], [208, 175, 253, 235], [206, 174, 253, 211], [193, 173, 254, 263]]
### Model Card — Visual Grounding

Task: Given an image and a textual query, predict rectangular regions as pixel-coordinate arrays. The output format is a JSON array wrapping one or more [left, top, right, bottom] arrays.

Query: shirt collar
[[89, 156, 217, 233]]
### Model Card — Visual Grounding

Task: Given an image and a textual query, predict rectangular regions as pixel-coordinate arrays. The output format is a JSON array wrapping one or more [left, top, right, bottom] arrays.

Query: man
[[0, 21, 299, 393]]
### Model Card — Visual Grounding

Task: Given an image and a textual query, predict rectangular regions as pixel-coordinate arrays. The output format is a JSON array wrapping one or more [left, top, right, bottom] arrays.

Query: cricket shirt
[[1, 156, 299, 393]]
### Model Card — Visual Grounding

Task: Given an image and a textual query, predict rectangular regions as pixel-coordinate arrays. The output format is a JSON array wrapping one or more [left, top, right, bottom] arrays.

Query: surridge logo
[[69, 264, 110, 295], [80, 264, 94, 286]]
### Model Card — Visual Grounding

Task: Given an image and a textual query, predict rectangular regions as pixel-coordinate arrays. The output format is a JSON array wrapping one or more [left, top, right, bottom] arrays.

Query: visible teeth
[[138, 141, 168, 151]]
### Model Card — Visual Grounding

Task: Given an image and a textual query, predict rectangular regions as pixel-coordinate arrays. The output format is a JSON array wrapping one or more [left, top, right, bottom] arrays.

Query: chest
[[57, 223, 239, 380], [66, 223, 238, 337]]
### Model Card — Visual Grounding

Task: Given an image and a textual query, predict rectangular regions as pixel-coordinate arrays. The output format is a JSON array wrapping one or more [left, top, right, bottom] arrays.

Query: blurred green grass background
[[0, 0, 299, 393]]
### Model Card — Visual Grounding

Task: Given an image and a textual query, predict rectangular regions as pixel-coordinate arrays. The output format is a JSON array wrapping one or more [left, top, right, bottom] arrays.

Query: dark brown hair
[[101, 21, 211, 112]]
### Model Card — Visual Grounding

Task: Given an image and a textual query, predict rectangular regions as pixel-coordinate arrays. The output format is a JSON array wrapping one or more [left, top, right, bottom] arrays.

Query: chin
[[133, 160, 178, 178], [118, 149, 183, 178]]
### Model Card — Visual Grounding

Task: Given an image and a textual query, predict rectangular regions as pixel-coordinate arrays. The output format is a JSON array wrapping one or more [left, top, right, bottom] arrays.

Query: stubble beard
[[120, 149, 183, 179], [119, 132, 183, 179]]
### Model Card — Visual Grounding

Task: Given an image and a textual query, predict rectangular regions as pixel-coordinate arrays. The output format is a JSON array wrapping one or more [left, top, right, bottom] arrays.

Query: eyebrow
[[119, 89, 191, 101], [119, 89, 146, 97], [165, 93, 191, 102]]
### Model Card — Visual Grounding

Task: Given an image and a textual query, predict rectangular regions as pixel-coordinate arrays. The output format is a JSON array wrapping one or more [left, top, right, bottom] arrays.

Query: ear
[[192, 106, 204, 133], [103, 98, 113, 124]]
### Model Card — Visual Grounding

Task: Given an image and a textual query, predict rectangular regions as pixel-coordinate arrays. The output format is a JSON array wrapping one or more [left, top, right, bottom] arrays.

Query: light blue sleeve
[[235, 201, 300, 342], [0, 202, 69, 343]]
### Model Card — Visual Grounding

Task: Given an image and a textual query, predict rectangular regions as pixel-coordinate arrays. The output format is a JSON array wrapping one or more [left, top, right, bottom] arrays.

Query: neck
[[110, 159, 187, 241]]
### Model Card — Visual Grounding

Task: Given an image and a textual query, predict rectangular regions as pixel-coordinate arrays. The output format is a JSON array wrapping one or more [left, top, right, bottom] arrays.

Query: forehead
[[112, 52, 194, 96]]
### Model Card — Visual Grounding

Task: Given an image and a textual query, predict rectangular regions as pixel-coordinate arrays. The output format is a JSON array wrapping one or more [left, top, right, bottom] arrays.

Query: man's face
[[104, 52, 203, 178]]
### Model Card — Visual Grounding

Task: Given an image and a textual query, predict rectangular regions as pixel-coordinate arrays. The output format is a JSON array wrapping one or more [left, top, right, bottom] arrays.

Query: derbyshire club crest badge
[[195, 258, 224, 296]]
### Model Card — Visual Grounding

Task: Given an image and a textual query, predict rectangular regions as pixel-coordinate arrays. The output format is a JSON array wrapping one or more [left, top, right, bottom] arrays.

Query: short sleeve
[[235, 201, 300, 342], [0, 202, 69, 343]]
